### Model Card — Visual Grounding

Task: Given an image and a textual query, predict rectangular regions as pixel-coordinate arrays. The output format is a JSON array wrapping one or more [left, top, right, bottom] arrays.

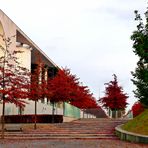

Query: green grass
[[122, 109, 148, 135]]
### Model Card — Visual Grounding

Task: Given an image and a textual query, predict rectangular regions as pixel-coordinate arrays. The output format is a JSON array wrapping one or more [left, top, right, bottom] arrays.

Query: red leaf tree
[[46, 68, 79, 102], [70, 85, 98, 109], [132, 101, 144, 117], [47, 67, 99, 120], [29, 52, 47, 129], [0, 35, 30, 138], [46, 68, 78, 122], [99, 74, 128, 112]]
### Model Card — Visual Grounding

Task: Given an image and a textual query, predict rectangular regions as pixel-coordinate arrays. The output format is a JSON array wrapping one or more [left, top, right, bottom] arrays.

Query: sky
[[0, 0, 147, 110]]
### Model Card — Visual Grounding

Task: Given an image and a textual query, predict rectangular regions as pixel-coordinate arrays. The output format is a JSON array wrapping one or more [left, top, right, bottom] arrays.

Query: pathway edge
[[115, 124, 148, 143]]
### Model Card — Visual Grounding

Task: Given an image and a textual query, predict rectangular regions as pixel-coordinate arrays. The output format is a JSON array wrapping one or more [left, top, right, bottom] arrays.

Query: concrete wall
[[0, 10, 96, 121], [23, 100, 63, 115], [116, 125, 148, 144], [16, 45, 31, 70], [63, 116, 78, 122], [0, 10, 56, 117], [0, 21, 5, 49], [0, 12, 17, 116], [0, 10, 16, 53], [64, 102, 80, 118], [1, 103, 19, 115], [0, 100, 64, 115]]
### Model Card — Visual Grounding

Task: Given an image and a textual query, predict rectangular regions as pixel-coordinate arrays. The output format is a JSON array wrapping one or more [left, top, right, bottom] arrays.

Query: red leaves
[[28, 51, 47, 102], [0, 43, 30, 107], [99, 74, 128, 110], [47, 67, 99, 109], [46, 68, 78, 102], [70, 85, 99, 109], [132, 101, 144, 117], [0, 65, 30, 107]]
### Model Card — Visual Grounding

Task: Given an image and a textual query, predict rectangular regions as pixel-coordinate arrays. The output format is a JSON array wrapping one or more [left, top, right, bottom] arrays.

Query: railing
[[64, 102, 80, 118]]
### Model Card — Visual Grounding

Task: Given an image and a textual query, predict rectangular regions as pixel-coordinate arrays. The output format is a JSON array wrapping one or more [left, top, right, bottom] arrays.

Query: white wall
[[16, 45, 31, 71], [0, 10, 16, 53]]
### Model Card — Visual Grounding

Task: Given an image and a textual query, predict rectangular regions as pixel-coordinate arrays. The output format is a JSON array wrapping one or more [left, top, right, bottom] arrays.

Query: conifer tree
[[131, 9, 148, 108]]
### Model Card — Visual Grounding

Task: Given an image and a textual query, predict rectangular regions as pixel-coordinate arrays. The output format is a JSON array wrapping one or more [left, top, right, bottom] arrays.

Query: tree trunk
[[52, 102, 55, 123], [115, 109, 118, 118], [1, 98, 5, 139], [63, 102, 65, 116], [110, 109, 112, 118], [34, 100, 37, 129], [1, 50, 6, 139], [108, 108, 111, 118], [83, 109, 84, 118]]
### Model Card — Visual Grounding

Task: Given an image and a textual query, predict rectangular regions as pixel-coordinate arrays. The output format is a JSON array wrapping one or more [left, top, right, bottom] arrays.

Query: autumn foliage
[[0, 46, 30, 107], [0, 35, 99, 130], [28, 52, 48, 129], [99, 74, 128, 111], [46, 68, 77, 102], [132, 101, 144, 117], [0, 35, 30, 138], [47, 68, 99, 109], [0, 36, 30, 107], [70, 85, 99, 109]]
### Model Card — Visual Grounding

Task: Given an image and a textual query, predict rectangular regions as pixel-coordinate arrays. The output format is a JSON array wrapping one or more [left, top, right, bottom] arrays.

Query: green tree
[[131, 9, 148, 108]]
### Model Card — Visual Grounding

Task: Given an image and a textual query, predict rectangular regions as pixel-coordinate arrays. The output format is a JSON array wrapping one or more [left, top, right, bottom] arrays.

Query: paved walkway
[[0, 118, 148, 147], [1, 118, 127, 140]]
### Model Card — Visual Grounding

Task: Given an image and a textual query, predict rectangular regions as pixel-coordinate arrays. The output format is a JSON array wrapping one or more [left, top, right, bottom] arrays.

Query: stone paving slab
[[1, 118, 142, 147], [0, 139, 147, 148]]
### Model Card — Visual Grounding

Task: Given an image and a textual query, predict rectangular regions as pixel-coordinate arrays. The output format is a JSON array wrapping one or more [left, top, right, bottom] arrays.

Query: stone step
[[4, 133, 116, 137], [52, 128, 118, 131], [3, 136, 119, 140], [0, 119, 127, 140], [22, 131, 114, 134], [3, 133, 119, 140], [23, 131, 116, 134]]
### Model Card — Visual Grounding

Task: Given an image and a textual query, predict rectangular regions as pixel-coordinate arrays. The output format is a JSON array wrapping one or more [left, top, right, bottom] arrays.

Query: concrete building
[[0, 9, 64, 118], [0, 10, 97, 122]]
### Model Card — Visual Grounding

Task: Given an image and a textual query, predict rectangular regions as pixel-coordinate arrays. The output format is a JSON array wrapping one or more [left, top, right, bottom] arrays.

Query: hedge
[[3, 114, 63, 123]]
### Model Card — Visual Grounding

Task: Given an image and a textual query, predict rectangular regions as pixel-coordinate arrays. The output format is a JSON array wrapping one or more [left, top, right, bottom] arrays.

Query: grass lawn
[[122, 109, 148, 135]]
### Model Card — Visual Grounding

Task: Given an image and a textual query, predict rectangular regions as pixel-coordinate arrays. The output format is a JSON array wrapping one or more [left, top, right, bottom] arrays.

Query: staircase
[[2, 118, 128, 140]]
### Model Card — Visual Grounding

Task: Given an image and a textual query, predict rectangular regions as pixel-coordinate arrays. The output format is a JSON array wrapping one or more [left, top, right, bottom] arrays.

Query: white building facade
[[0, 10, 64, 117], [0, 10, 97, 121]]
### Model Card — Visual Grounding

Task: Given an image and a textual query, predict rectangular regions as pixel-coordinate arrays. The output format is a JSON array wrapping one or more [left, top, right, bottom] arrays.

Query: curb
[[115, 124, 148, 143]]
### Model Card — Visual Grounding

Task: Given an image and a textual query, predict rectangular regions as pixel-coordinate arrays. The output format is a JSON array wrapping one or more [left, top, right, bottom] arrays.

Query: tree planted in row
[[47, 67, 99, 113], [70, 85, 98, 109], [99, 74, 128, 116], [0, 34, 30, 138]]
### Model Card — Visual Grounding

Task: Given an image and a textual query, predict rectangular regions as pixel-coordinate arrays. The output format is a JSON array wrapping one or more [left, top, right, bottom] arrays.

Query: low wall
[[64, 102, 80, 118], [63, 116, 79, 122], [115, 124, 148, 143], [4, 114, 63, 123]]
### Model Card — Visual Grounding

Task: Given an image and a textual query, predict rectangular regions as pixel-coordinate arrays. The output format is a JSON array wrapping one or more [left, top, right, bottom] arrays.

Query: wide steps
[[1, 118, 127, 140], [3, 133, 119, 140]]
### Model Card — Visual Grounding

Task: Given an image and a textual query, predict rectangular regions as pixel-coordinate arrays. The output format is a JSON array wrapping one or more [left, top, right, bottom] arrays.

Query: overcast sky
[[0, 0, 147, 110]]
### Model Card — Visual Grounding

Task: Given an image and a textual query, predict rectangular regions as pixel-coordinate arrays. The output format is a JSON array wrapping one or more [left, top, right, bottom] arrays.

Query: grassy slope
[[122, 109, 148, 135]]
